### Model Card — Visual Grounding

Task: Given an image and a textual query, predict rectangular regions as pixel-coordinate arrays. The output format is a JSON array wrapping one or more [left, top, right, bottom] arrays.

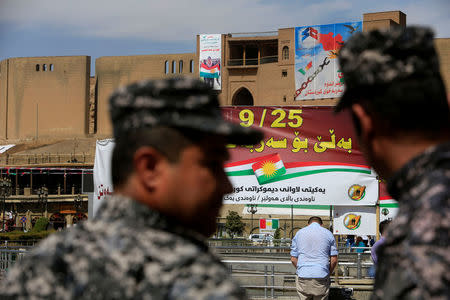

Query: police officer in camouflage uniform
[[0, 78, 262, 299], [335, 26, 450, 299]]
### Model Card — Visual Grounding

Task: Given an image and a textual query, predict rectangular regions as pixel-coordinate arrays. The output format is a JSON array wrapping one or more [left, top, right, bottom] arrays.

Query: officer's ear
[[133, 146, 168, 191], [351, 103, 374, 143]]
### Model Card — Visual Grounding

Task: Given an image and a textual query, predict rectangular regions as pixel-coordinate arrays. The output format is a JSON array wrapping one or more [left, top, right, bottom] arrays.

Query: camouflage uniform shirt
[[1, 195, 247, 299], [372, 142, 450, 300]]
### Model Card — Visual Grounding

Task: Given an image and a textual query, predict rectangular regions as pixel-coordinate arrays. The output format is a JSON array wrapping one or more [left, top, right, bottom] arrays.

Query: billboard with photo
[[199, 34, 222, 90], [294, 21, 362, 100]]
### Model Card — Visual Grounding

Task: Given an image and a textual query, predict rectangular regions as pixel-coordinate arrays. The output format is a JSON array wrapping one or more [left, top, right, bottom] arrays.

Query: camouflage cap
[[109, 77, 263, 145], [335, 26, 443, 111]]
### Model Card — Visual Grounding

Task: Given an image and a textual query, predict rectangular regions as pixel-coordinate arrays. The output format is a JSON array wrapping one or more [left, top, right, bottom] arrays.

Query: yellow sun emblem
[[261, 161, 277, 177]]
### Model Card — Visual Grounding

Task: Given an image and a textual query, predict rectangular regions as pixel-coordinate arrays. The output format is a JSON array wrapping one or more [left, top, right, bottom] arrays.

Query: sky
[[1, 0, 449, 75]]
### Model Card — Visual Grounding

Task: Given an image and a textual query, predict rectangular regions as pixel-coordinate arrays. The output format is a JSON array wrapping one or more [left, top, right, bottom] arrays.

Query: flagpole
[[291, 205, 294, 238]]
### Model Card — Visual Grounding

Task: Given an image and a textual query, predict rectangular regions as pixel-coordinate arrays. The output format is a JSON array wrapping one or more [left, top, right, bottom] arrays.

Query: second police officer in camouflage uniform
[[0, 78, 263, 299], [336, 26, 450, 299]]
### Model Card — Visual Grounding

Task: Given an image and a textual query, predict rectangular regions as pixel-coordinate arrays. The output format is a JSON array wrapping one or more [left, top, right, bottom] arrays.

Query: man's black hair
[[350, 77, 450, 139], [308, 216, 323, 225]]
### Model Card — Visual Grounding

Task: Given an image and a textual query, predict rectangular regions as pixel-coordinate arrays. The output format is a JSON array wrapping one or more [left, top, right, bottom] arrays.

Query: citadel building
[[0, 10, 448, 234]]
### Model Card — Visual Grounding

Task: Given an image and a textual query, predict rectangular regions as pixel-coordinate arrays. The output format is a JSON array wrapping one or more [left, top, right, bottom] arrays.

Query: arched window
[[43, 64, 47, 71], [190, 60, 194, 73], [282, 46, 289, 60], [36, 64, 40, 71], [50, 64, 54, 71], [179, 60, 183, 73], [164, 61, 169, 74], [172, 60, 176, 73]]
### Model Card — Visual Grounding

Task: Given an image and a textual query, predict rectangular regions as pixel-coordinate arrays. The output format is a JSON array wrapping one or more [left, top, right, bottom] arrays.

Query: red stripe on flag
[[305, 61, 313, 70], [284, 161, 370, 169], [225, 153, 276, 168], [259, 219, 266, 229], [200, 63, 220, 71]]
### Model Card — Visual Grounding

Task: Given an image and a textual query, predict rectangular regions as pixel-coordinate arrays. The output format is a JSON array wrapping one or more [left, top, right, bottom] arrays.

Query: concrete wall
[[0, 56, 90, 141], [0, 59, 8, 140], [1, 10, 449, 147], [435, 39, 450, 94], [95, 53, 197, 136], [215, 10, 409, 108]]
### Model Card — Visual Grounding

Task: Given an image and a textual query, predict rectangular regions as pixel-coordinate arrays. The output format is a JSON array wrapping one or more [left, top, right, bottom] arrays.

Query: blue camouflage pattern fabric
[[372, 142, 450, 300], [335, 26, 442, 112], [0, 194, 247, 299]]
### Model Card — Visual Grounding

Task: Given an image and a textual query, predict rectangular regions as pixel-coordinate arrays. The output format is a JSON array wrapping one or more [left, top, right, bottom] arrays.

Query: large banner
[[92, 139, 115, 217], [333, 206, 377, 235], [199, 34, 222, 90], [92, 107, 378, 211], [294, 21, 362, 100], [0, 144, 15, 153], [223, 107, 378, 206]]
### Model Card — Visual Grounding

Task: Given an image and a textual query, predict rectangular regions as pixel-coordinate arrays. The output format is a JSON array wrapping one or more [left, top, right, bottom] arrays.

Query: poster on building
[[223, 106, 378, 206], [92, 139, 115, 217], [294, 21, 362, 100], [199, 34, 222, 90], [333, 206, 376, 235]]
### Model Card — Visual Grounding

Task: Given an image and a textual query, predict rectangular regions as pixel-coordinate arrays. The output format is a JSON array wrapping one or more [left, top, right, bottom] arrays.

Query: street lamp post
[[74, 194, 82, 212], [246, 205, 258, 235], [0, 177, 12, 231], [37, 186, 48, 218]]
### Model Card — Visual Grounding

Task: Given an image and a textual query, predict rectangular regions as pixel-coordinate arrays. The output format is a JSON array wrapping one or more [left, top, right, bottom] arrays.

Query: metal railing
[[0, 247, 28, 277], [227, 31, 278, 38], [227, 55, 278, 67], [223, 260, 365, 298], [0, 153, 95, 166]]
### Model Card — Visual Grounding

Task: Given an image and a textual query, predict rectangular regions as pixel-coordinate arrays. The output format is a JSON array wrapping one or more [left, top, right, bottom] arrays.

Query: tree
[[225, 211, 245, 238], [273, 228, 281, 247]]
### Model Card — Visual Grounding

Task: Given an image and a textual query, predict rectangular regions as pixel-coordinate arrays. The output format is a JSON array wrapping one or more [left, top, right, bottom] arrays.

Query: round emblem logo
[[343, 213, 361, 230], [348, 184, 366, 201]]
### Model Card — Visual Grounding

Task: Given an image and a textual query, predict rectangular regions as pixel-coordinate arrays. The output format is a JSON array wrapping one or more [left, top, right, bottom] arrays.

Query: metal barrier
[[223, 259, 368, 298], [0, 248, 28, 276]]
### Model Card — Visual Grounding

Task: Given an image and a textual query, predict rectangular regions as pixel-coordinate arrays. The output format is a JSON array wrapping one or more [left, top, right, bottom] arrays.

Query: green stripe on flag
[[261, 168, 371, 184], [200, 72, 219, 79], [226, 169, 254, 176], [227, 167, 370, 178], [272, 219, 279, 229], [379, 203, 399, 208], [298, 68, 305, 75]]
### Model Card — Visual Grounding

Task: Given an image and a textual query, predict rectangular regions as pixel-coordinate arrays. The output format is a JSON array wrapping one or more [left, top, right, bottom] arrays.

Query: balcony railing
[[227, 55, 278, 67]]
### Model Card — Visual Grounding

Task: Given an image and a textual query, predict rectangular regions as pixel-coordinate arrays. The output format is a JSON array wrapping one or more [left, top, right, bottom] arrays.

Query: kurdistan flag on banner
[[252, 153, 286, 185], [200, 63, 220, 78]]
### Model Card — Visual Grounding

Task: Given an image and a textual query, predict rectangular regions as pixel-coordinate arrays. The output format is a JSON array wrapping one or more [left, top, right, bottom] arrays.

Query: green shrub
[[0, 230, 53, 241], [32, 217, 49, 232]]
